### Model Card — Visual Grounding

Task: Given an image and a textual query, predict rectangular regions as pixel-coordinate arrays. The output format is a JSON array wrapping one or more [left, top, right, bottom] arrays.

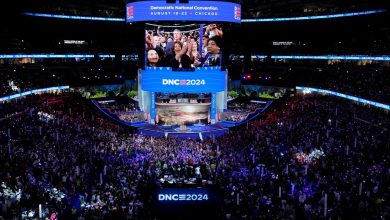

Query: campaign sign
[[126, 1, 241, 23], [153, 187, 221, 219]]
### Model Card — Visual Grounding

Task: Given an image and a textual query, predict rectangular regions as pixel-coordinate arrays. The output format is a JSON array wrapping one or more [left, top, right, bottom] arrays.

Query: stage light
[[246, 74, 252, 79], [184, 105, 195, 113]]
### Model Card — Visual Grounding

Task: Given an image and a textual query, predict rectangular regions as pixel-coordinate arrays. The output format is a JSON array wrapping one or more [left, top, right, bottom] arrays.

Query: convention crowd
[[0, 91, 389, 219]]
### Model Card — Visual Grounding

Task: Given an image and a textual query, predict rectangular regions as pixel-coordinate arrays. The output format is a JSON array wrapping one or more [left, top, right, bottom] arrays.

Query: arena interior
[[0, 0, 389, 219]]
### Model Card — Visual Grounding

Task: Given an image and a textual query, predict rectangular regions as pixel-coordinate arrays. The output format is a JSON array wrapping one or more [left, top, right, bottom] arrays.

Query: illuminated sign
[[211, 92, 216, 123], [64, 40, 87, 45], [0, 86, 70, 102], [158, 193, 208, 201], [141, 68, 226, 93], [0, 54, 113, 59], [154, 188, 221, 218], [272, 55, 390, 61], [296, 86, 390, 110], [241, 9, 385, 22], [23, 9, 385, 23], [272, 41, 294, 46], [162, 79, 206, 86], [0, 54, 139, 60], [126, 1, 241, 23], [23, 12, 125, 22], [245, 55, 390, 61]]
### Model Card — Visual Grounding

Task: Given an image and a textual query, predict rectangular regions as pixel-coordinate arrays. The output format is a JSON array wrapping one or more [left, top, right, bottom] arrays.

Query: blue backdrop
[[141, 68, 226, 93]]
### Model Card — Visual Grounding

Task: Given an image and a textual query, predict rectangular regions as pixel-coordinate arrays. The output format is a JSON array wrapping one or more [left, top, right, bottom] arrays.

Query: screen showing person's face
[[160, 36, 166, 44], [173, 42, 182, 54], [173, 30, 182, 42], [153, 36, 161, 47], [147, 49, 159, 66], [207, 40, 219, 54], [191, 41, 198, 51], [145, 23, 223, 68], [202, 36, 208, 46]]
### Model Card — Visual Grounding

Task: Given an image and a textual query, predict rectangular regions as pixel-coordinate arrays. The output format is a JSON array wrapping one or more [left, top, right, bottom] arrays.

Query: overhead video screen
[[145, 23, 224, 68], [140, 69, 226, 93], [126, 1, 241, 23], [156, 103, 210, 125]]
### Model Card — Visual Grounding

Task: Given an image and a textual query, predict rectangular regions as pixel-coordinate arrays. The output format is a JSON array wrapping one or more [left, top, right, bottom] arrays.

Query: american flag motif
[[127, 5, 134, 19], [234, 6, 241, 20]]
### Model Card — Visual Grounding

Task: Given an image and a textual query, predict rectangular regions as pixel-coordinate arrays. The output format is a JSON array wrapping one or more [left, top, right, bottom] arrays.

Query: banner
[[141, 68, 226, 93], [211, 93, 216, 123], [126, 1, 241, 23]]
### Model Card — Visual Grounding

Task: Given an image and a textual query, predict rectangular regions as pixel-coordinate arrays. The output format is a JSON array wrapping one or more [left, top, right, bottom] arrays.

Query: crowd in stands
[[220, 111, 247, 122], [27, 0, 124, 18], [103, 102, 139, 114], [0, 68, 36, 97], [246, 61, 389, 104], [1, 90, 389, 219], [302, 64, 390, 104], [99, 101, 147, 123], [241, 0, 384, 19], [221, 101, 266, 122], [0, 59, 138, 97], [117, 113, 146, 123], [228, 102, 264, 114]]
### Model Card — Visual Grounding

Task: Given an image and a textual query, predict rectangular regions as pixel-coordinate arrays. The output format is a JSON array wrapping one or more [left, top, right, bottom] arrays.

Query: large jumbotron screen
[[156, 102, 210, 125], [145, 23, 224, 68], [133, 1, 232, 125]]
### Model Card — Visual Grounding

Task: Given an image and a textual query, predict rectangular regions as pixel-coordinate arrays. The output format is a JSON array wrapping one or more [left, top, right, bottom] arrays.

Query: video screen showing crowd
[[145, 23, 223, 69]]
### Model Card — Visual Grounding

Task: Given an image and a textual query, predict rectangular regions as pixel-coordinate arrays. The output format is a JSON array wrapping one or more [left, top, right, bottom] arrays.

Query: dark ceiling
[[0, 0, 388, 55]]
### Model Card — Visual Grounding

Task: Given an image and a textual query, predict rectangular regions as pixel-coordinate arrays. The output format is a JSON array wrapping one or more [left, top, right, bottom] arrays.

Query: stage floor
[[92, 99, 273, 140], [137, 123, 229, 140]]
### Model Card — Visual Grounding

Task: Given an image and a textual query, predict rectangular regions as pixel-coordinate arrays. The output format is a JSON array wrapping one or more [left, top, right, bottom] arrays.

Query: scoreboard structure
[[126, 0, 241, 133]]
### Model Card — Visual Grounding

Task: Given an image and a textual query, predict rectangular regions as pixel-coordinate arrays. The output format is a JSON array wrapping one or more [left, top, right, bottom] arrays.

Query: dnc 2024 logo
[[127, 5, 134, 19], [162, 79, 206, 86]]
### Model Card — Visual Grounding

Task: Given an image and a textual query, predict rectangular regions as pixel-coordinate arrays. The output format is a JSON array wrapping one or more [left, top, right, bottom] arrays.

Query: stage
[[92, 98, 273, 140], [137, 123, 229, 140]]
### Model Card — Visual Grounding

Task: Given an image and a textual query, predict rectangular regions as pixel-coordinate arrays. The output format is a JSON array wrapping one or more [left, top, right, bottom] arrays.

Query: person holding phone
[[205, 24, 223, 38]]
